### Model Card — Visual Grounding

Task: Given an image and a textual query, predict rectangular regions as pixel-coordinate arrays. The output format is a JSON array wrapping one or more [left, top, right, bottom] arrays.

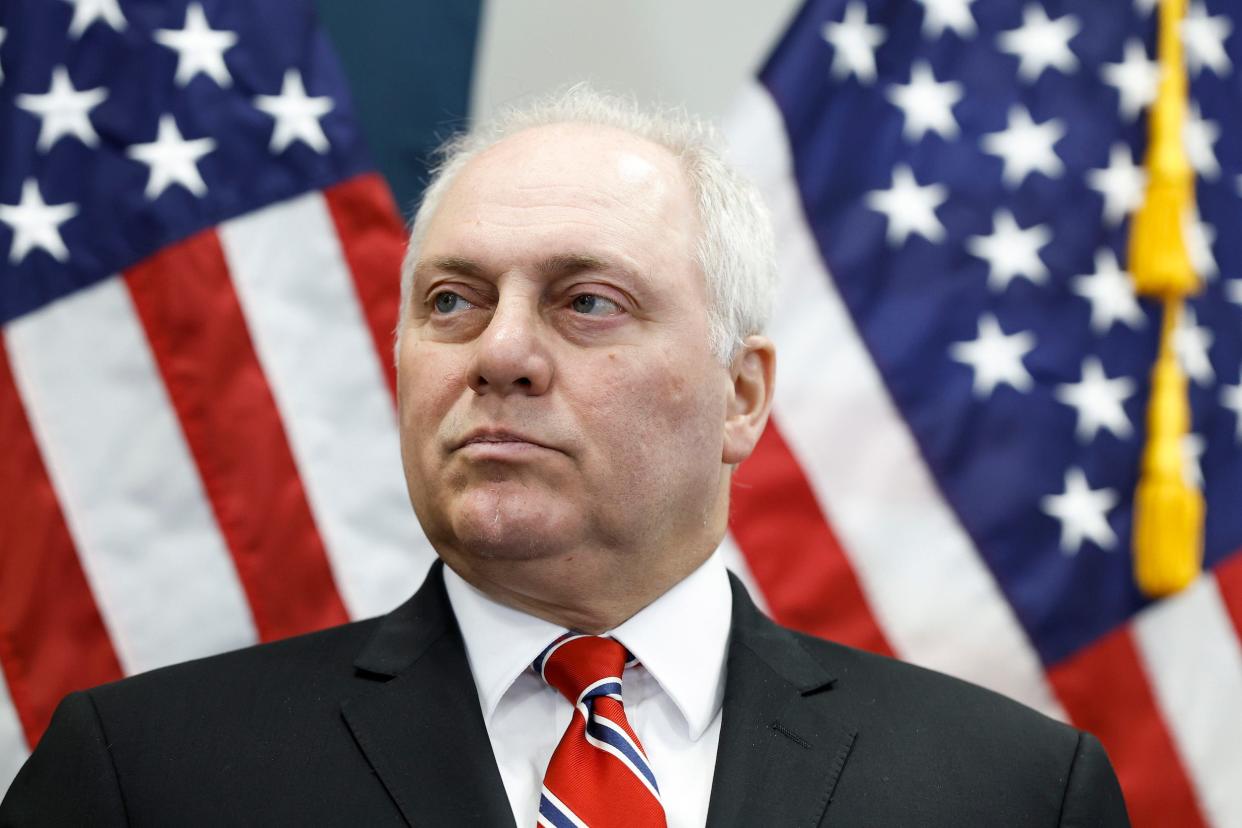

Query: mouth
[[453, 428, 559, 455]]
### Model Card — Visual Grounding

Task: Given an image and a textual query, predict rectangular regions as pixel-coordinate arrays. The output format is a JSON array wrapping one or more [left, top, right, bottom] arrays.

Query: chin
[[448, 493, 574, 561]]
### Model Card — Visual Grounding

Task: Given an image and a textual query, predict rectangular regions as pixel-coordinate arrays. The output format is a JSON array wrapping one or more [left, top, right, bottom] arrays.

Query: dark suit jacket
[[2, 562, 1128, 826]]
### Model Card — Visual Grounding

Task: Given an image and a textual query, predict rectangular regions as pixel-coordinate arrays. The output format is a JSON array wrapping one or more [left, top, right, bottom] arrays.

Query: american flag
[[2, 1, 1241, 827], [0, 0, 439, 791], [724, 0, 1242, 825]]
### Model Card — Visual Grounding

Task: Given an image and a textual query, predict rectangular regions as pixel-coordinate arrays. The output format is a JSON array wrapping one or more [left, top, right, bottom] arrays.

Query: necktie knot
[[533, 634, 633, 707]]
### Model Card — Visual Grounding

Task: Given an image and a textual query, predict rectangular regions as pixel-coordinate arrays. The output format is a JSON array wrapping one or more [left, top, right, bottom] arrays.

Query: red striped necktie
[[533, 634, 668, 828]]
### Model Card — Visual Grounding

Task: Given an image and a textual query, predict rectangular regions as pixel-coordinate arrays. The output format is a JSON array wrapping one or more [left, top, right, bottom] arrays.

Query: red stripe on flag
[[729, 421, 894, 656], [324, 173, 406, 401], [126, 229, 350, 641], [1213, 547, 1242, 642], [0, 337, 124, 745], [1048, 625, 1207, 828]]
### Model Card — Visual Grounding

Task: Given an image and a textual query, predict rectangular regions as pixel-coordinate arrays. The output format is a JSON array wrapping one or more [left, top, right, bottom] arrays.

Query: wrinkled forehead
[[425, 123, 701, 260]]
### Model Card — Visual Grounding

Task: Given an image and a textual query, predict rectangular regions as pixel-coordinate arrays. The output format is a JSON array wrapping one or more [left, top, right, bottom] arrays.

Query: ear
[[722, 335, 776, 465]]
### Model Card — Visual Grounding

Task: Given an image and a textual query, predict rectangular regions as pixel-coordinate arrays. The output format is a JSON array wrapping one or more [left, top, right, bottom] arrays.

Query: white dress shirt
[[443, 551, 733, 828]]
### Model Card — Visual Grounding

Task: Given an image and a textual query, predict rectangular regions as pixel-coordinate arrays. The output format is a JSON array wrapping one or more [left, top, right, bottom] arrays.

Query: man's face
[[396, 123, 735, 583]]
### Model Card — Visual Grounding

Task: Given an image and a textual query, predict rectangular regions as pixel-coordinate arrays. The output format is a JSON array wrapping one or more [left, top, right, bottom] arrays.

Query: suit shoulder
[[86, 616, 383, 712], [789, 630, 1076, 745], [771, 632, 1128, 824]]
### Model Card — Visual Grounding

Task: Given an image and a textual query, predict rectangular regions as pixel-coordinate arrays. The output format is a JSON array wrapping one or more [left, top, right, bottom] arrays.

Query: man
[[2, 87, 1129, 826]]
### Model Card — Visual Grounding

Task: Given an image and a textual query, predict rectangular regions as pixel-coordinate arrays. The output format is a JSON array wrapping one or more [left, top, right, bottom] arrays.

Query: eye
[[431, 290, 473, 314], [569, 293, 621, 316]]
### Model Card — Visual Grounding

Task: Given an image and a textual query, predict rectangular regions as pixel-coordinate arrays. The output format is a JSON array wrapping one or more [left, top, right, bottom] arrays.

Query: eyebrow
[[536, 253, 616, 278], [413, 253, 637, 283], [412, 256, 482, 284]]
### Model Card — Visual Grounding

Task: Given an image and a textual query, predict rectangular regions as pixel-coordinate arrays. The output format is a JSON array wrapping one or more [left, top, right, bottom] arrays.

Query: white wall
[[471, 0, 803, 123]]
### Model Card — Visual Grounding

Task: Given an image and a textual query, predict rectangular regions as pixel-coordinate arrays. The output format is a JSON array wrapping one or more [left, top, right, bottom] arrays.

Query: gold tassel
[[1132, 300, 1203, 595], [1127, 0, 1202, 597]]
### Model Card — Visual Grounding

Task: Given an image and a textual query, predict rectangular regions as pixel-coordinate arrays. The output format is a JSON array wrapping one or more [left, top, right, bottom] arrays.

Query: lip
[[454, 428, 558, 455]]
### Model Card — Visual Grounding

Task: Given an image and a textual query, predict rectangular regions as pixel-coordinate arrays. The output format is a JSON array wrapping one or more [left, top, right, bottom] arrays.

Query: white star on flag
[[966, 209, 1051, 291], [1182, 434, 1205, 490], [914, 0, 977, 38], [1086, 143, 1146, 227], [1184, 207, 1218, 280], [997, 4, 1081, 83], [1184, 102, 1220, 179], [0, 178, 79, 264], [1101, 38, 1159, 121], [1055, 356, 1135, 442], [1134, 0, 1158, 14], [15, 66, 108, 152], [126, 114, 216, 199], [1174, 306, 1214, 386], [62, 0, 126, 38], [154, 2, 239, 88], [1222, 378, 1242, 443], [1071, 248, 1145, 334], [980, 104, 1066, 187], [864, 164, 947, 246], [1041, 468, 1119, 555], [254, 69, 335, 153], [886, 61, 963, 141], [1182, 1, 1233, 77], [822, 2, 886, 85], [950, 313, 1036, 397], [1227, 279, 1242, 308]]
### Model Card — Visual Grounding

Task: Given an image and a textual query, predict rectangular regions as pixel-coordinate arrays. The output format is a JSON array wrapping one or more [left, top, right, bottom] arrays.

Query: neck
[[443, 544, 716, 633]]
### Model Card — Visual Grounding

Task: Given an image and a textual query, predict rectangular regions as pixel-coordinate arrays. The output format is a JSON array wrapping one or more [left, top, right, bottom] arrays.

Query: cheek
[[581, 350, 723, 469], [397, 344, 466, 453], [650, 347, 724, 426]]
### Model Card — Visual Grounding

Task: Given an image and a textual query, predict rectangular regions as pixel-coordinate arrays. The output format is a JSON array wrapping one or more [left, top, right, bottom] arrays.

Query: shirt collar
[[609, 551, 732, 739], [443, 550, 732, 741], [442, 565, 564, 722]]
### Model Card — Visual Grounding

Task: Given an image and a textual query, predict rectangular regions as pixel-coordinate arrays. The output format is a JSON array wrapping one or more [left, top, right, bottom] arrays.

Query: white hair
[[398, 84, 777, 363]]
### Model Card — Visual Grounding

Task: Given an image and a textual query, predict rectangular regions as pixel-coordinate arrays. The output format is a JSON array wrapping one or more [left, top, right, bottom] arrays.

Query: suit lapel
[[340, 565, 856, 827], [341, 562, 516, 828], [706, 575, 858, 827]]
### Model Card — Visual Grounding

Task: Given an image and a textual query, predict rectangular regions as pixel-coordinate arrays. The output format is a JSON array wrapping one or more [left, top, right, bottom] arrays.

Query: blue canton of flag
[[0, 0, 372, 323]]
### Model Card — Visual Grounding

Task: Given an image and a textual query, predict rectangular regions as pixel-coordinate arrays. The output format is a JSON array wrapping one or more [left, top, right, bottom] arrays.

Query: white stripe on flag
[[219, 192, 435, 619], [718, 532, 771, 615], [1133, 574, 1242, 828], [724, 82, 1064, 719], [0, 669, 28, 796], [5, 278, 258, 673]]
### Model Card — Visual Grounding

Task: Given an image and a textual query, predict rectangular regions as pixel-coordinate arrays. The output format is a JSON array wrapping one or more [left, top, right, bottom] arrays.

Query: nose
[[467, 292, 553, 396]]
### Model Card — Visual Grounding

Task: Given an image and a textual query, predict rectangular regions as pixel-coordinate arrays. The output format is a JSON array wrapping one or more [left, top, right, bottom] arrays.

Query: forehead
[[421, 123, 699, 273]]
